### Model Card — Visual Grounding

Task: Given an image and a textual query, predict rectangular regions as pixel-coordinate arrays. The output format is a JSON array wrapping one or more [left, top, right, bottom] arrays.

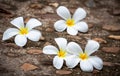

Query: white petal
[[89, 56, 103, 70], [85, 40, 100, 55], [54, 20, 67, 32], [26, 18, 42, 30], [74, 21, 88, 32], [67, 42, 83, 55], [67, 27, 78, 35], [55, 38, 67, 50], [2, 28, 19, 40], [80, 60, 93, 72], [10, 17, 24, 29], [57, 6, 71, 20], [26, 30, 41, 41], [14, 35, 27, 47], [43, 45, 58, 54], [53, 56, 64, 69], [65, 55, 80, 68], [73, 8, 86, 23]]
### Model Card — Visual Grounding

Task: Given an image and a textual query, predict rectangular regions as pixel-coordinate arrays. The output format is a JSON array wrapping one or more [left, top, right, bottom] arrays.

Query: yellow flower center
[[19, 27, 28, 35], [79, 53, 88, 60], [66, 19, 75, 27], [58, 49, 66, 58]]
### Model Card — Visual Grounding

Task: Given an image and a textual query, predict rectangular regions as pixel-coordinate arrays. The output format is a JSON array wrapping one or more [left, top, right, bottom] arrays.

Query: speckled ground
[[0, 0, 120, 76]]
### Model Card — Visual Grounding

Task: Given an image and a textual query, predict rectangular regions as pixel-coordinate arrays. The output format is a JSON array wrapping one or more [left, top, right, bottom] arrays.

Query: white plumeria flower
[[43, 38, 71, 69], [54, 6, 88, 35], [2, 17, 42, 47], [66, 40, 103, 72]]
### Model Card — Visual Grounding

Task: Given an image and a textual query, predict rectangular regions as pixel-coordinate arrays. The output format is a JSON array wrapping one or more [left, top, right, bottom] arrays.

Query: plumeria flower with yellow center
[[66, 40, 103, 72], [2, 17, 42, 47], [54, 6, 88, 35], [43, 38, 71, 69]]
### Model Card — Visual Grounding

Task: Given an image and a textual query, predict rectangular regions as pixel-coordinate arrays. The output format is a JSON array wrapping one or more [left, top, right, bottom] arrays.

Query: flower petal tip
[[10, 17, 24, 29], [56, 6, 71, 20]]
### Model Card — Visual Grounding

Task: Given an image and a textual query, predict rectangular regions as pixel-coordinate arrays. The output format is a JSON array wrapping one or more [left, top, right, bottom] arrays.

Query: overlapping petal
[[54, 20, 67, 32], [43, 45, 59, 54], [57, 6, 71, 20], [14, 35, 27, 47], [55, 38, 67, 50], [73, 8, 86, 23], [74, 21, 88, 32], [80, 60, 93, 72], [2, 28, 19, 40], [85, 40, 100, 55], [53, 56, 64, 69], [67, 27, 78, 35], [26, 18, 42, 30], [65, 55, 80, 68], [89, 56, 103, 70], [26, 30, 41, 41], [67, 42, 83, 55], [10, 17, 24, 29]]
